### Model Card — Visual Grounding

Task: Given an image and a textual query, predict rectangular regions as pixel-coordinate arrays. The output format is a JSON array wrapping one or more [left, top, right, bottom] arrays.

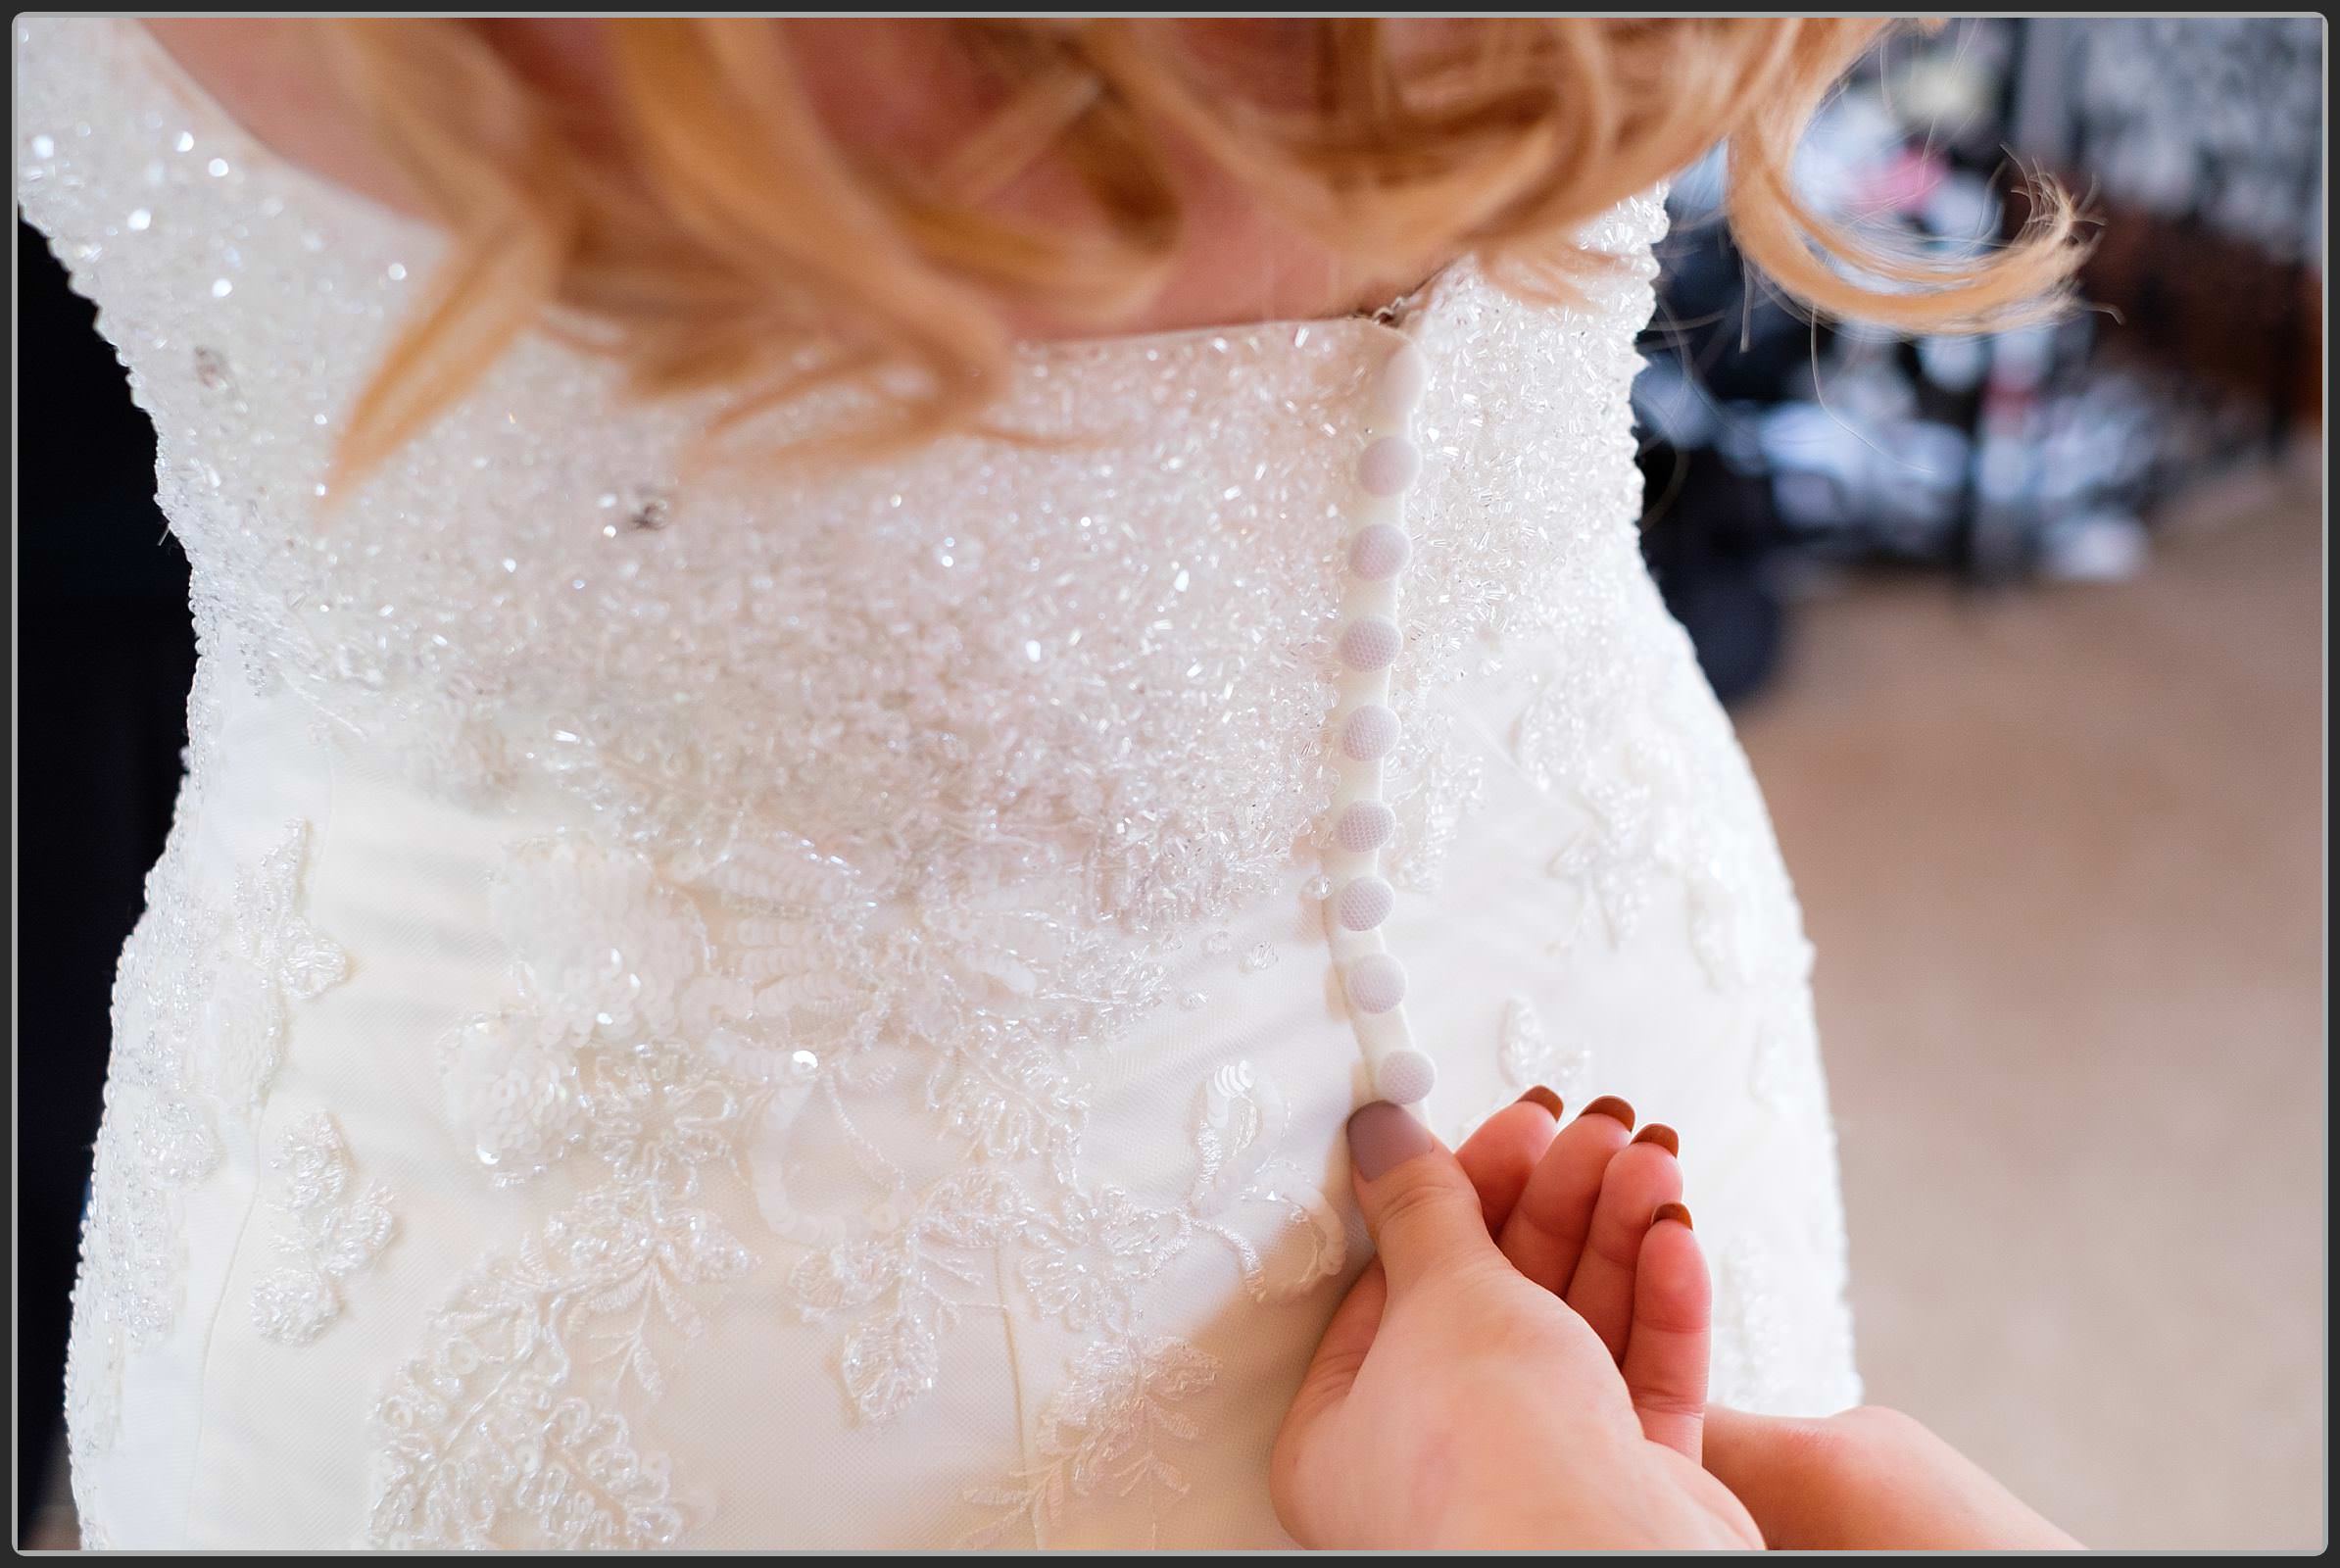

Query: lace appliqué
[[958, 1336, 1220, 1549], [951, 1062, 1344, 1544], [1496, 996, 1591, 1098], [789, 1170, 1033, 1424], [1515, 601, 1805, 995], [367, 837, 763, 1548], [250, 1112, 395, 1345], [369, 832, 1341, 1544], [1183, 1061, 1347, 1300], [795, 1057, 1344, 1427], [65, 818, 346, 1502]]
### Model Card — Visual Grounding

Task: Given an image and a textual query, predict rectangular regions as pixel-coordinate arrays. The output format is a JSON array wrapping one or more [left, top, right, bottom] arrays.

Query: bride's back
[[22, 17, 2059, 1546]]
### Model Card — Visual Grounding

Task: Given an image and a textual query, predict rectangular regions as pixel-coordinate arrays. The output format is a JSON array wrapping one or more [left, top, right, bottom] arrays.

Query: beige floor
[[1736, 447, 2326, 1551], [20, 457, 2323, 1553]]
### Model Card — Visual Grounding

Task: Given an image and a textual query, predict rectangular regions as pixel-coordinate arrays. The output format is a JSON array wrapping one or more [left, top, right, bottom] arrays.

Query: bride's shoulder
[[134, 20, 431, 222], [58, 19, 1444, 340]]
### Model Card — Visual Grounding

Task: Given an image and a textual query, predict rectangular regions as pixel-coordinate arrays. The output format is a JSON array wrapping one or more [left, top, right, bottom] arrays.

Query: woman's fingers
[[1452, 1090, 1565, 1232], [1562, 1130, 1684, 1360], [1345, 1101, 1504, 1298], [1495, 1098, 1635, 1294], [1621, 1202, 1709, 1459]]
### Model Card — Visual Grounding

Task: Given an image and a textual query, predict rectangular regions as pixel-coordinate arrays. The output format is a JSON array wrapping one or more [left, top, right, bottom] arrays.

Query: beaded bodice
[[24, 18, 1661, 922]]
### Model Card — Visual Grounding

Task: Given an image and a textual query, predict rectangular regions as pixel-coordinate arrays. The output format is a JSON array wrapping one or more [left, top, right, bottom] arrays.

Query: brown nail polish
[[1632, 1123, 1679, 1155], [1653, 1201, 1693, 1230], [1515, 1086, 1564, 1119], [1347, 1101, 1435, 1182], [1578, 1095, 1635, 1131]]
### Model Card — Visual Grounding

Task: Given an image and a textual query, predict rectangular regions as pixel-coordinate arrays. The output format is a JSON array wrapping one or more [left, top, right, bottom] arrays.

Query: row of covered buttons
[[1324, 340, 1437, 1106]]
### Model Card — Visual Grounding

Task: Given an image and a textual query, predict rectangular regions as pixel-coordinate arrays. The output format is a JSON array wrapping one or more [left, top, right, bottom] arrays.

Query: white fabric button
[[1347, 521, 1411, 581], [1345, 953, 1407, 1013], [1340, 705, 1399, 761], [1338, 614, 1401, 671], [1333, 800, 1395, 854], [1373, 343, 1430, 425], [1337, 876, 1394, 931], [1374, 1047, 1437, 1104], [1355, 436, 1420, 497]]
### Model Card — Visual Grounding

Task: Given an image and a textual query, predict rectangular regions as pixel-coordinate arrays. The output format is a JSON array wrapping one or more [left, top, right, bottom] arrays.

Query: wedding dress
[[21, 17, 1861, 1549]]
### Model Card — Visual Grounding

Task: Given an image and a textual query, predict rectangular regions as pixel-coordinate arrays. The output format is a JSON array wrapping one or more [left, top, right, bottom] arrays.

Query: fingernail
[[1578, 1095, 1635, 1130], [1632, 1123, 1679, 1155], [1347, 1100, 1435, 1182], [1515, 1086, 1564, 1119], [1653, 1201, 1693, 1230]]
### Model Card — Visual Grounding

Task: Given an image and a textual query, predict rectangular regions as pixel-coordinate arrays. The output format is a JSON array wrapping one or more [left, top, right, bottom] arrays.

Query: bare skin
[[141, 19, 1429, 342], [1274, 1091, 2082, 1550], [1273, 1097, 1759, 1548]]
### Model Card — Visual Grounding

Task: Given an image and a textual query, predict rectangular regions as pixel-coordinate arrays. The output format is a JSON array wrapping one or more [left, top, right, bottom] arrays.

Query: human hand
[[1271, 1092, 1760, 1549], [1701, 1402, 2080, 1550]]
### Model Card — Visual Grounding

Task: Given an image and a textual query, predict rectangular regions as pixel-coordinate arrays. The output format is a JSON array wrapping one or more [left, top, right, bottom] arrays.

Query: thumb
[[1346, 1100, 1503, 1298]]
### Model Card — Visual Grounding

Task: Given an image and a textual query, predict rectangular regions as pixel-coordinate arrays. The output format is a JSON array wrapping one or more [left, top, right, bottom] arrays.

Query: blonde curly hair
[[321, 18, 2082, 481]]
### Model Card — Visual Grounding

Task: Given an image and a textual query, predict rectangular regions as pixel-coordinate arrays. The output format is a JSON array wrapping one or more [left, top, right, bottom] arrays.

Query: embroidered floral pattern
[[1496, 996, 1590, 1098], [1184, 1062, 1347, 1301], [790, 1170, 1034, 1424], [951, 1061, 1345, 1545], [250, 1112, 395, 1345], [367, 838, 764, 1547], [64, 817, 347, 1511], [1516, 617, 1806, 995], [959, 1336, 1221, 1548]]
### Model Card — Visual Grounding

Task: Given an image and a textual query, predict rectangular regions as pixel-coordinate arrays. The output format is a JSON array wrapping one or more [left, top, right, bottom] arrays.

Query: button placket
[[1325, 341, 1437, 1106]]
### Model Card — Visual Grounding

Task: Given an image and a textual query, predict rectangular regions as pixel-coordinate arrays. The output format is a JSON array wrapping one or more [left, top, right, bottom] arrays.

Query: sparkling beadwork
[[1333, 801, 1396, 854], [1346, 522, 1411, 581], [1354, 435, 1421, 497], [1335, 877, 1394, 932], [1343, 954, 1407, 1014], [1340, 705, 1400, 761], [1338, 614, 1402, 672], [250, 1113, 395, 1346]]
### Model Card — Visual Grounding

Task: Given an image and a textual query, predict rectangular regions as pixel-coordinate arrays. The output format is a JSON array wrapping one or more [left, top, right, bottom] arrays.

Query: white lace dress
[[21, 17, 1861, 1549]]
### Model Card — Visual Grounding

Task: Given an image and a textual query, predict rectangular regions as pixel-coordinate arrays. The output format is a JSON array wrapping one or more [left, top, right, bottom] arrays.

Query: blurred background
[[14, 16, 2327, 1550], [1637, 18, 2326, 1551]]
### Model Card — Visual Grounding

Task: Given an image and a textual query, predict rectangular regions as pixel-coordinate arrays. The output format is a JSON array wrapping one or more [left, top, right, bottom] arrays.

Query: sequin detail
[[368, 838, 764, 1547]]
